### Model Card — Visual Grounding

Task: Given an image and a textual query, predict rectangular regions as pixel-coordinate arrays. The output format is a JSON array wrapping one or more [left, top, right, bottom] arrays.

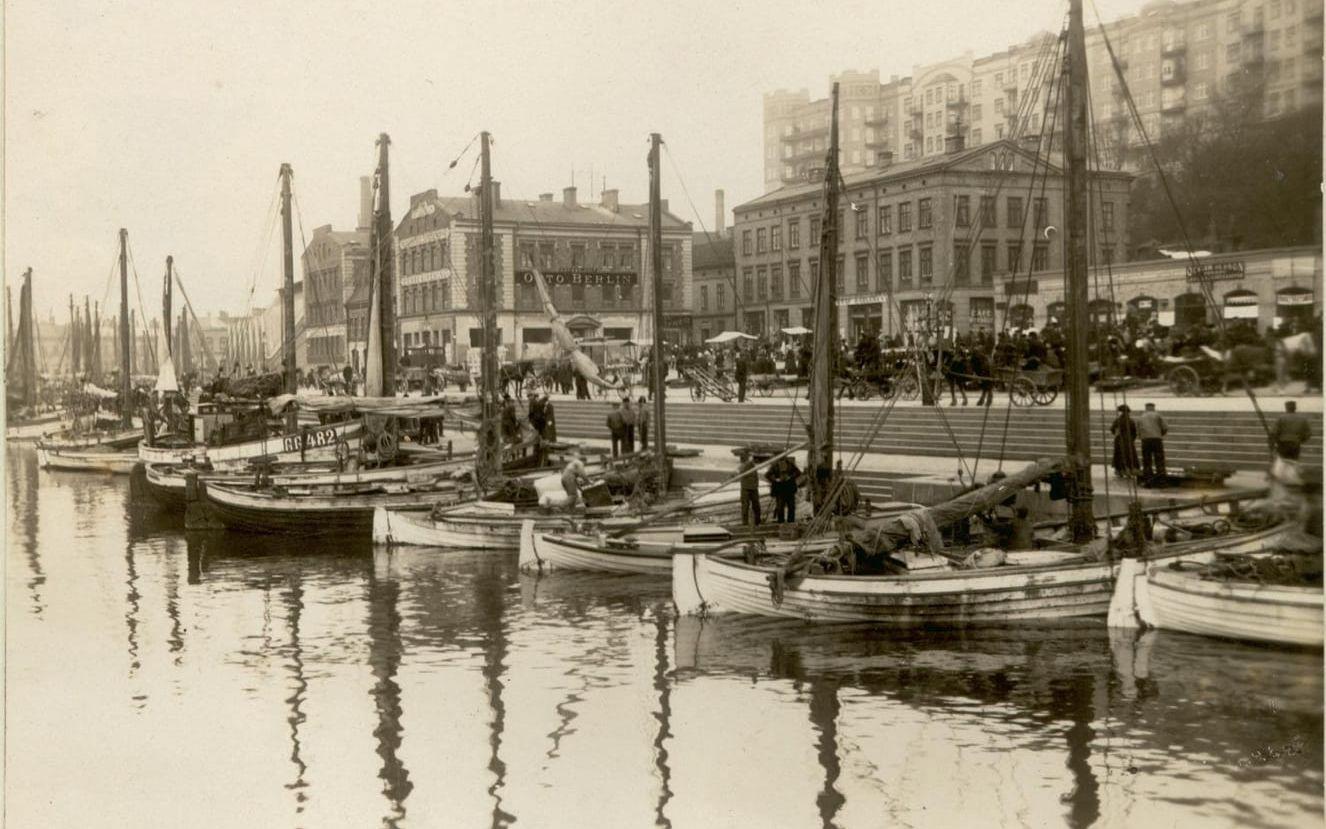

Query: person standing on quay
[[542, 393, 557, 442], [1110, 404, 1139, 478], [1270, 400, 1312, 460], [621, 396, 636, 454], [1136, 402, 1168, 483], [636, 396, 650, 451], [606, 401, 626, 457], [739, 450, 761, 527]]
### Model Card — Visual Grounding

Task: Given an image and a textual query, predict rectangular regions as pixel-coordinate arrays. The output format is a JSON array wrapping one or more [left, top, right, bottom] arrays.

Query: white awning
[[780, 326, 813, 336], [705, 331, 759, 344]]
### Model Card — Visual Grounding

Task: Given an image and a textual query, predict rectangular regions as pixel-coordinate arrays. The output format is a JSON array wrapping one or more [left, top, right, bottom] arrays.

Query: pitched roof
[[691, 234, 734, 269], [398, 190, 691, 234]]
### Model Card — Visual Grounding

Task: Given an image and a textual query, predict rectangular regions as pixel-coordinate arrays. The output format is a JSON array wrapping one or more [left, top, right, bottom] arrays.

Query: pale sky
[[5, 0, 1147, 322]]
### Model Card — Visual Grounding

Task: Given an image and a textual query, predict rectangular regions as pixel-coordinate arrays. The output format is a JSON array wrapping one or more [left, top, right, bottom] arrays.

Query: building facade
[[301, 223, 369, 368], [393, 185, 693, 364], [690, 233, 738, 342], [734, 140, 1132, 339], [763, 0, 1323, 189]]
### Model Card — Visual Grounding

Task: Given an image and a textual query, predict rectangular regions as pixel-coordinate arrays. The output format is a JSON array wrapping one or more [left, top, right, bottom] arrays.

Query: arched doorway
[[1172, 293, 1208, 331], [1046, 301, 1066, 325], [565, 315, 601, 340], [1007, 303, 1035, 330], [1126, 295, 1157, 325], [1221, 288, 1259, 321], [1275, 286, 1315, 332], [1088, 298, 1116, 327]]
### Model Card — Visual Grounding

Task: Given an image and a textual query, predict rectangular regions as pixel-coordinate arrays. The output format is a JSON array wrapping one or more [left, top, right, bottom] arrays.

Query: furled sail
[[528, 265, 619, 390]]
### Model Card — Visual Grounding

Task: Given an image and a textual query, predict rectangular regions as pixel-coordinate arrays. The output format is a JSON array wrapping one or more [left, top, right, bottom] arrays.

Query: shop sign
[[1186, 260, 1245, 283], [1277, 291, 1315, 306], [518, 269, 638, 287]]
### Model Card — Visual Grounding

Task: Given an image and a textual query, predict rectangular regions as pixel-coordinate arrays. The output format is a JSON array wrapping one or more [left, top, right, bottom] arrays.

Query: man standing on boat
[[1137, 402, 1168, 484], [738, 449, 761, 526], [606, 401, 626, 457], [621, 397, 636, 454], [1271, 400, 1312, 460], [561, 455, 588, 511], [636, 395, 649, 451]]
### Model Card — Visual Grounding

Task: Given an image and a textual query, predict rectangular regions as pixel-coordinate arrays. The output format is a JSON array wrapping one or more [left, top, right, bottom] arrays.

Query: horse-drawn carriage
[[996, 364, 1065, 407], [1162, 345, 1274, 396]]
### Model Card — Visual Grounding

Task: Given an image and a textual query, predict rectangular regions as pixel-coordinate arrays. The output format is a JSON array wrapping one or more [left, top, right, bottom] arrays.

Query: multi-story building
[[393, 184, 693, 363], [301, 180, 371, 368], [734, 139, 1132, 339], [690, 232, 738, 342], [763, 0, 1324, 189]]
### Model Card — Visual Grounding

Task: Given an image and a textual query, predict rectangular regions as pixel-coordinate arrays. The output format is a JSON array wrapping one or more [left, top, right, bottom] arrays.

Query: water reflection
[[5, 451, 1323, 829]]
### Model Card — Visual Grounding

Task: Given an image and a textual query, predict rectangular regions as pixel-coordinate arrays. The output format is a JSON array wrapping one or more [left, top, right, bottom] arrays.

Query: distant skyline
[[6, 0, 1150, 320]]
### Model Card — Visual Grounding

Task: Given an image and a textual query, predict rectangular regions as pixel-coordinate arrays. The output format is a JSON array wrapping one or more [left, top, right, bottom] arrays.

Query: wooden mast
[[6, 285, 12, 357], [476, 131, 502, 483], [374, 134, 397, 395], [648, 133, 669, 486], [84, 297, 95, 381], [163, 256, 173, 359], [118, 229, 132, 426], [808, 83, 841, 509], [21, 269, 36, 409], [1062, 0, 1095, 541], [70, 294, 80, 375], [279, 164, 298, 396]]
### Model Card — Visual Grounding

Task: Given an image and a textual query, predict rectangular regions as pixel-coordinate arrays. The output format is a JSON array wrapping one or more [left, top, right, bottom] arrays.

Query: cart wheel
[[856, 382, 876, 401], [1167, 365, 1200, 397], [1010, 377, 1036, 407], [879, 379, 896, 399], [756, 383, 773, 398], [1032, 385, 1058, 406], [690, 384, 706, 402], [898, 374, 920, 401]]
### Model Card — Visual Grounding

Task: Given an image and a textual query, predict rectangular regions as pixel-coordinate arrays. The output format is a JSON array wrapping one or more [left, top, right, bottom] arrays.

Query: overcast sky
[[5, 0, 1148, 321]]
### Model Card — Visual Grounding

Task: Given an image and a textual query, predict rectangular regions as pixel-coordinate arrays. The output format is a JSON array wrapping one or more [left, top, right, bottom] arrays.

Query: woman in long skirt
[[1110, 404, 1139, 477]]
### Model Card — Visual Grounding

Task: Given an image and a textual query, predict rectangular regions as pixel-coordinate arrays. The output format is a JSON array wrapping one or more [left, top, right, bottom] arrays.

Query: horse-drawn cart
[[683, 365, 736, 402], [1162, 346, 1274, 396], [996, 364, 1064, 407]]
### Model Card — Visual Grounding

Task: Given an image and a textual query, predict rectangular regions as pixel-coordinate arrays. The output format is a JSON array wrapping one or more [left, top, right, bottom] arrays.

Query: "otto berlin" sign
[[1186, 260, 1245, 283], [518, 269, 639, 287]]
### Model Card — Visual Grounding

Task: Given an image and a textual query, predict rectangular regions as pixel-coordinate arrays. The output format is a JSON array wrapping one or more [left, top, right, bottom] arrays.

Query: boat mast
[[70, 294, 80, 376], [1062, 0, 1095, 541], [374, 134, 397, 395], [5, 285, 12, 357], [648, 133, 669, 486], [118, 229, 132, 426], [476, 131, 502, 483], [85, 297, 95, 382], [280, 164, 298, 396], [21, 269, 36, 410], [808, 83, 841, 508], [163, 256, 173, 359]]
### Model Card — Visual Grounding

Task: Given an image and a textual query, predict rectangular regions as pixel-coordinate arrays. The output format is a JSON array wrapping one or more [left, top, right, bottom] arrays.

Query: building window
[[756, 228, 767, 254], [1032, 243, 1049, 271], [1101, 201, 1115, 231], [897, 247, 913, 288], [878, 249, 892, 293], [808, 259, 819, 295], [757, 266, 768, 300], [789, 261, 802, 299], [771, 225, 782, 251], [572, 283, 585, 303], [855, 253, 870, 291], [1007, 242, 1023, 274], [539, 243, 554, 269], [742, 230, 752, 255], [979, 196, 996, 229], [1007, 196, 1024, 228], [855, 208, 869, 238], [770, 264, 783, 300], [788, 219, 800, 249], [1035, 197, 1049, 229], [716, 282, 726, 310], [953, 243, 970, 286], [832, 255, 844, 293], [955, 195, 971, 227], [571, 244, 585, 268], [980, 244, 997, 284], [918, 198, 933, 229], [918, 245, 933, 286], [1100, 246, 1116, 265], [898, 202, 912, 232], [878, 205, 892, 235], [809, 216, 822, 245]]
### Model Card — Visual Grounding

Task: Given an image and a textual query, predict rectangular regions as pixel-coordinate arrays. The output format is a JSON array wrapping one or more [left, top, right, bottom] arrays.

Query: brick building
[[733, 139, 1132, 339], [393, 184, 693, 364], [690, 232, 738, 341]]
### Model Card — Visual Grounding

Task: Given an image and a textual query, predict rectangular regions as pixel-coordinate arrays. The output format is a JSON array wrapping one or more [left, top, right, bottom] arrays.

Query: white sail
[[364, 266, 383, 398], [528, 265, 619, 390]]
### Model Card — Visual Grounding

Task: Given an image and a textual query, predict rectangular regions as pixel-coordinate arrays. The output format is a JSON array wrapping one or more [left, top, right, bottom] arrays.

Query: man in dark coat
[[738, 450, 761, 526], [735, 351, 750, 403]]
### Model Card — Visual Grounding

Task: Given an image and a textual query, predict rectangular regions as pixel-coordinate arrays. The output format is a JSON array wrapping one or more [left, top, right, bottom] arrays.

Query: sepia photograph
[[3, 0, 1323, 826]]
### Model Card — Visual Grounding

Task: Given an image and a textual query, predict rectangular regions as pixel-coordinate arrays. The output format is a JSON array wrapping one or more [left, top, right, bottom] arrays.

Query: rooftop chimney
[[714, 189, 725, 237], [539, 193, 554, 202], [563, 186, 577, 207], [358, 176, 372, 230], [600, 188, 620, 212]]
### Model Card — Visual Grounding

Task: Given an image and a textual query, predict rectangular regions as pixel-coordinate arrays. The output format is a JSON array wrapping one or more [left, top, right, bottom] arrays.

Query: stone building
[[393, 184, 693, 364], [690, 232, 738, 342], [763, 0, 1323, 189], [300, 178, 373, 369], [733, 139, 1132, 339]]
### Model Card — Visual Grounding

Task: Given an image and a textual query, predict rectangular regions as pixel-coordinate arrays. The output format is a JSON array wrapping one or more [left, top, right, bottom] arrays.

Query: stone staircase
[[552, 400, 1319, 472]]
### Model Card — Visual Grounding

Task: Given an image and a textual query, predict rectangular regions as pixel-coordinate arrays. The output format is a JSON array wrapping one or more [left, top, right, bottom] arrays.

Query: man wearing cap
[[1137, 402, 1168, 483], [1270, 400, 1313, 460], [738, 450, 761, 527]]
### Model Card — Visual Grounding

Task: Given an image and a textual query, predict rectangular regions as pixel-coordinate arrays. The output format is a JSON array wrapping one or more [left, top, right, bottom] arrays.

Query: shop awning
[[705, 331, 759, 344]]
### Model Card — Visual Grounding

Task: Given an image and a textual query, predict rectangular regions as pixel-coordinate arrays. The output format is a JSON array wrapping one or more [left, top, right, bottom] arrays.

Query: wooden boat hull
[[372, 486, 743, 550], [199, 480, 462, 536], [672, 524, 1288, 625], [1141, 564, 1323, 647], [137, 420, 363, 468], [36, 445, 139, 474], [519, 520, 841, 575], [6, 413, 70, 442]]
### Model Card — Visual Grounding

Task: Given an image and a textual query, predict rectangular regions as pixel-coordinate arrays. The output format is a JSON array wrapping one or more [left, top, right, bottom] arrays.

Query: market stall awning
[[705, 331, 759, 344], [780, 326, 813, 336]]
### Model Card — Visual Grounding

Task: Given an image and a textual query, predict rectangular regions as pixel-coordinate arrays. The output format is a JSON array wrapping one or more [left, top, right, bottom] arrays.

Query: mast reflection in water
[[5, 448, 1323, 828]]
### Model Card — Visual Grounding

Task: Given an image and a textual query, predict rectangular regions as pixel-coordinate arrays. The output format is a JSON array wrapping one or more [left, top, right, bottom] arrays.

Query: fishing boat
[[670, 2, 1288, 625], [5, 268, 71, 441], [35, 445, 139, 474], [194, 477, 467, 535], [1136, 561, 1322, 647], [372, 130, 738, 550]]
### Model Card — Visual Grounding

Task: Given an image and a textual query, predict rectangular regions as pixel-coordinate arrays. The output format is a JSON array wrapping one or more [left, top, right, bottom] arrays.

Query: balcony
[[1241, 19, 1265, 38], [1161, 35, 1187, 55], [1160, 63, 1186, 85], [1161, 95, 1187, 114], [1242, 47, 1265, 66], [864, 115, 890, 127], [1003, 77, 1018, 92], [787, 145, 825, 164], [945, 94, 969, 109]]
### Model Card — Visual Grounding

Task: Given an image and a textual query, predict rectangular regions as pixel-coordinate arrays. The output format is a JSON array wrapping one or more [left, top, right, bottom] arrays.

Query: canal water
[[6, 445, 1323, 828]]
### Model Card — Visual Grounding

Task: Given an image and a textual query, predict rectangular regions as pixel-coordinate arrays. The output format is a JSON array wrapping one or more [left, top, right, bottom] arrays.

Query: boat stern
[[371, 507, 394, 545], [672, 551, 714, 616]]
